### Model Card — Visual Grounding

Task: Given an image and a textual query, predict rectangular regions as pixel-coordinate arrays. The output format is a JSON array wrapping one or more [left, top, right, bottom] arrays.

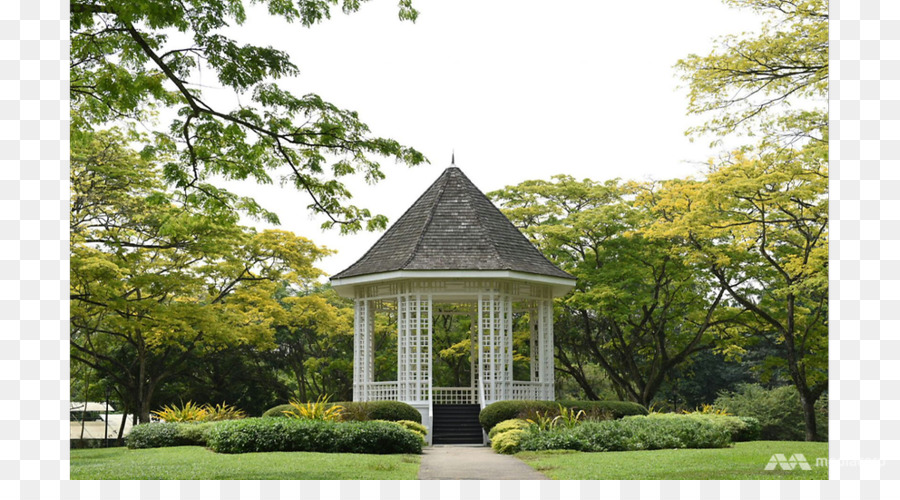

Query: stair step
[[431, 405, 484, 444]]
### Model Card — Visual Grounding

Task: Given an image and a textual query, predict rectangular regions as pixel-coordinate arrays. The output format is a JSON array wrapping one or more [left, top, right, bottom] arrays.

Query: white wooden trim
[[331, 270, 575, 298]]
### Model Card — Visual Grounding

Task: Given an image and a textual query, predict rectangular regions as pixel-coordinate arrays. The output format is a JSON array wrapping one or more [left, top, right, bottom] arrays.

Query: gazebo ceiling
[[330, 165, 575, 290]]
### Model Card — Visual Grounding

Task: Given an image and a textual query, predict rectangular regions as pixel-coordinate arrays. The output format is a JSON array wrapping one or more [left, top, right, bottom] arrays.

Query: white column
[[529, 302, 539, 384], [538, 298, 555, 400], [469, 313, 477, 404], [353, 298, 372, 401], [501, 295, 513, 401], [397, 294, 409, 401]]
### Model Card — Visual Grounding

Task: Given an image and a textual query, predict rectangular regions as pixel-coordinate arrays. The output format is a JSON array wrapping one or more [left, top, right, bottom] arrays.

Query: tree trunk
[[798, 386, 818, 441], [116, 400, 128, 446]]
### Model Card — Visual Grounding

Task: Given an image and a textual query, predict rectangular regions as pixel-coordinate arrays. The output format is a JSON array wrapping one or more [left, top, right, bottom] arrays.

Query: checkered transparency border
[[0, 0, 895, 498]]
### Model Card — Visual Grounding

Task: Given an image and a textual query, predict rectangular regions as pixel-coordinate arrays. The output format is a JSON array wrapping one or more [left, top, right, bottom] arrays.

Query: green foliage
[[667, 0, 828, 442], [263, 400, 421, 423], [204, 402, 248, 421], [386, 420, 427, 444], [264, 404, 303, 418], [71, 126, 334, 423], [521, 404, 587, 431], [345, 400, 424, 422], [126, 423, 187, 449], [272, 287, 356, 403], [511, 416, 731, 455], [150, 401, 247, 423], [735, 417, 762, 442], [553, 405, 587, 429], [490, 177, 739, 406], [126, 422, 214, 449], [177, 422, 216, 446], [644, 130, 827, 441], [645, 412, 760, 442], [206, 418, 422, 454], [525, 410, 556, 432], [491, 429, 527, 455], [714, 384, 826, 441], [71, 0, 426, 233], [479, 400, 647, 433], [675, 0, 827, 139], [687, 403, 731, 416], [283, 395, 344, 421], [393, 420, 427, 436], [488, 419, 531, 440], [152, 401, 209, 422]]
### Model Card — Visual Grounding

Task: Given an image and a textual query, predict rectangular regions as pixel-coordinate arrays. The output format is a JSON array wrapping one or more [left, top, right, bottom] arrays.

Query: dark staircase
[[431, 404, 484, 444]]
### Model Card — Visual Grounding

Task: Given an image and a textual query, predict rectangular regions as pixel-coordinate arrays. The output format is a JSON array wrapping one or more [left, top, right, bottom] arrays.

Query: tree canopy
[[675, 0, 827, 140], [70, 124, 333, 422], [490, 177, 742, 406], [642, 140, 828, 439], [71, 0, 426, 233]]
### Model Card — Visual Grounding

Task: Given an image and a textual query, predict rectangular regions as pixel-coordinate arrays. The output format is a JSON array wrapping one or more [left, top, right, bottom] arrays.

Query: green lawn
[[517, 441, 828, 480], [70, 446, 421, 480]]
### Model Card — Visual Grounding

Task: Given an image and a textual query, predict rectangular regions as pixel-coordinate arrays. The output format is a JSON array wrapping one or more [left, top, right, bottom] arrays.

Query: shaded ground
[[517, 441, 828, 480], [418, 445, 547, 480], [70, 446, 420, 480]]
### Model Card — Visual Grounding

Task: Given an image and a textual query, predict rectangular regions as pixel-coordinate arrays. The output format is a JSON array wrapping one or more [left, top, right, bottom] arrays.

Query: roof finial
[[451, 150, 455, 166]]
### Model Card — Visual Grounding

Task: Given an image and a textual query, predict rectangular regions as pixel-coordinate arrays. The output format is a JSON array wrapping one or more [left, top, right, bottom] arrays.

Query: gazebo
[[330, 162, 575, 443]]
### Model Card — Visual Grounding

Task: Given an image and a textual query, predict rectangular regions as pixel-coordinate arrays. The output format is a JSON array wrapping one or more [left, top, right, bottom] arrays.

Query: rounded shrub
[[262, 404, 294, 418], [488, 419, 530, 440], [479, 400, 647, 433], [126, 422, 213, 449], [206, 417, 422, 454], [394, 420, 428, 436], [491, 429, 527, 454], [383, 420, 427, 444], [365, 401, 422, 423], [735, 416, 761, 441]]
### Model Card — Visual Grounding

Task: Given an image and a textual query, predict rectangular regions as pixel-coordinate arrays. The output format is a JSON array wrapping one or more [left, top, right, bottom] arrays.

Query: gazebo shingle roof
[[331, 166, 574, 280]]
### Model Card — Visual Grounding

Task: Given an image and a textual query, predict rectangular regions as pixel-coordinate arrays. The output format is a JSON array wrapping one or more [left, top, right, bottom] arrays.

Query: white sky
[[207, 0, 766, 277]]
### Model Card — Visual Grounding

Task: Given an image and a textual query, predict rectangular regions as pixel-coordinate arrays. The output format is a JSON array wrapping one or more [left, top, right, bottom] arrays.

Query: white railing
[[432, 386, 477, 405], [364, 381, 399, 401], [362, 381, 551, 404], [511, 381, 548, 400]]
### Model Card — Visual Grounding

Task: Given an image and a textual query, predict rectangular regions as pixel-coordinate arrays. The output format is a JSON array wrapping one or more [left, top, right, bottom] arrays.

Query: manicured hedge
[[126, 422, 213, 449], [262, 401, 421, 423], [644, 413, 761, 442], [496, 415, 731, 454], [206, 418, 422, 454], [479, 400, 647, 433]]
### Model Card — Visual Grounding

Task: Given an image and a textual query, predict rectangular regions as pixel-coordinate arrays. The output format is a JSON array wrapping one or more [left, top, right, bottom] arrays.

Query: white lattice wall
[[538, 298, 555, 400], [353, 280, 557, 405], [478, 292, 515, 404], [397, 293, 432, 402]]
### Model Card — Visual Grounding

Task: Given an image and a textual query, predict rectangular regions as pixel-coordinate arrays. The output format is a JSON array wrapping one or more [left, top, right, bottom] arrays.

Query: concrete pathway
[[417, 445, 548, 480]]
